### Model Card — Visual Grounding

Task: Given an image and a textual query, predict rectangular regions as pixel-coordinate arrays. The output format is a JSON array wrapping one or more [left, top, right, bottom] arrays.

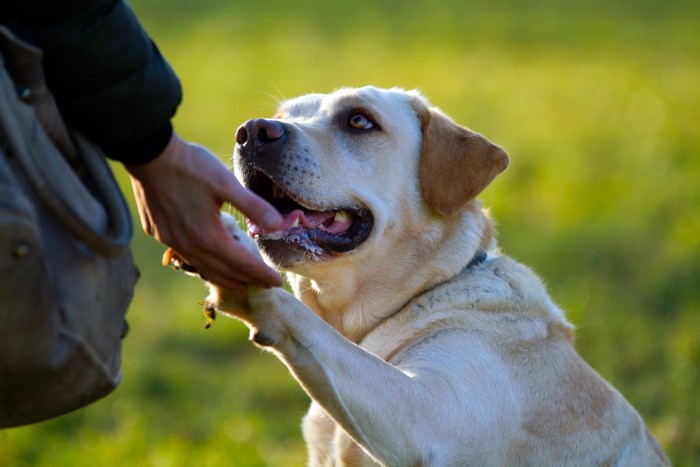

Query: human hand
[[125, 133, 283, 292]]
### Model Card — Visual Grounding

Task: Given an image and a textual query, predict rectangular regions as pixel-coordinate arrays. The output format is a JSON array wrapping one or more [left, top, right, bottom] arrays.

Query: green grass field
[[2, 0, 699, 465]]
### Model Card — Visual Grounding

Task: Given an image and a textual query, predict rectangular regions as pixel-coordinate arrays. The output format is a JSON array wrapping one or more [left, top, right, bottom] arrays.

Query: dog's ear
[[411, 97, 509, 216]]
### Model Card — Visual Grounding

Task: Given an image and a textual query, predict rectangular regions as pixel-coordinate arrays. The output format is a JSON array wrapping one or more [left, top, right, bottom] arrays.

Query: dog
[[173, 86, 669, 466]]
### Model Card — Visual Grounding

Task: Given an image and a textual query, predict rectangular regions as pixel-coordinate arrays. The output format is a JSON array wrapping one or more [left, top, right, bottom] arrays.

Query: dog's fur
[[200, 87, 668, 466]]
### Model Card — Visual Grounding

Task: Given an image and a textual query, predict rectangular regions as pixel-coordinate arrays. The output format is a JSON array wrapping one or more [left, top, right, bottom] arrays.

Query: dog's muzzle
[[233, 118, 374, 264]]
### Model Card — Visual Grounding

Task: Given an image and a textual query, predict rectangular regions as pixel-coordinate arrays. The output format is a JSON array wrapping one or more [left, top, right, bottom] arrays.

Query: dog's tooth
[[334, 211, 349, 223], [291, 217, 300, 228]]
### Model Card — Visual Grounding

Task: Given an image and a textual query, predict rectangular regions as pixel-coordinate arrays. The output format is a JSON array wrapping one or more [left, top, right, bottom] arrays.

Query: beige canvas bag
[[0, 26, 138, 428]]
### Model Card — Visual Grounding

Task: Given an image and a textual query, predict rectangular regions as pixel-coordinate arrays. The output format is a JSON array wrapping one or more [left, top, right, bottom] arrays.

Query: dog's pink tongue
[[247, 209, 352, 237], [246, 210, 320, 236], [282, 210, 329, 230]]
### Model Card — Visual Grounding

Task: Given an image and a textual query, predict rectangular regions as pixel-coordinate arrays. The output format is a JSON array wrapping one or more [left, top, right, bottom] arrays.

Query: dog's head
[[234, 86, 508, 280]]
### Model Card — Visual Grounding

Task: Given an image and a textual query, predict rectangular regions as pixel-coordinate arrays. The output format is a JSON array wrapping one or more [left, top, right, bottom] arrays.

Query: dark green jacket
[[2, 0, 182, 165]]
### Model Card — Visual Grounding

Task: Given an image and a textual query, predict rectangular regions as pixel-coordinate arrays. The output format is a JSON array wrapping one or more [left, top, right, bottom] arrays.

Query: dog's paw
[[202, 287, 251, 327], [203, 213, 262, 318], [220, 212, 263, 260], [161, 212, 266, 327]]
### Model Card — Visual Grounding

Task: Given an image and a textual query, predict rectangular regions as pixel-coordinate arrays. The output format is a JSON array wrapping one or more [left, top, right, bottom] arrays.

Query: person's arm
[[7, 0, 284, 288], [6, 0, 180, 165]]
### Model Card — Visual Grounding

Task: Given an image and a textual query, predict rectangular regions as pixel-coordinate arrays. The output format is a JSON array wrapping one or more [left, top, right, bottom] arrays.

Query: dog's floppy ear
[[411, 96, 509, 216]]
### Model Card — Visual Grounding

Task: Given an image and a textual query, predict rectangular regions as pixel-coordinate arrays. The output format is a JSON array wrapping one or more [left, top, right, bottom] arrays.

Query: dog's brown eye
[[349, 113, 374, 130]]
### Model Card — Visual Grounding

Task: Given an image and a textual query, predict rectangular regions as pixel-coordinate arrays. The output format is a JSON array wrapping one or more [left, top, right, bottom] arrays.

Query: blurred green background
[[2, 0, 699, 465]]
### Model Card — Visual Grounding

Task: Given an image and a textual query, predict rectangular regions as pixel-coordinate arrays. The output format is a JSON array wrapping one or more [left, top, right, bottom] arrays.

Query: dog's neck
[[286, 203, 495, 342]]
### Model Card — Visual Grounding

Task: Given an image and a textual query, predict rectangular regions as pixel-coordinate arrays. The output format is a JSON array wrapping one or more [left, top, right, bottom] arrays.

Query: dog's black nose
[[236, 118, 285, 150]]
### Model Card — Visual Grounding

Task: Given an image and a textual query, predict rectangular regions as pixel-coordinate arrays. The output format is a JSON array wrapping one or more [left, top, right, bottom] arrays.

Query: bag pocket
[[0, 151, 58, 373]]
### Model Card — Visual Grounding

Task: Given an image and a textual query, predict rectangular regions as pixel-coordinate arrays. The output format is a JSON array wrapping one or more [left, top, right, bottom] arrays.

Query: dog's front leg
[[197, 214, 471, 464], [245, 288, 460, 466]]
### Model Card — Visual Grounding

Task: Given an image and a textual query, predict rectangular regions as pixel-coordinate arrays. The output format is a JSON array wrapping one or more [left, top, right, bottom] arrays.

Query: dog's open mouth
[[246, 172, 373, 256]]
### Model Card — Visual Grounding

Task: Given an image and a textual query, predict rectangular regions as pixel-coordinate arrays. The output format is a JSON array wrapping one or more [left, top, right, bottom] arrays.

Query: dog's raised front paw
[[220, 212, 263, 260]]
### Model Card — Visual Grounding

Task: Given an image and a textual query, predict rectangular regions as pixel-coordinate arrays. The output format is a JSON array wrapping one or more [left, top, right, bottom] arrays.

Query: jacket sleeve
[[6, 0, 182, 164]]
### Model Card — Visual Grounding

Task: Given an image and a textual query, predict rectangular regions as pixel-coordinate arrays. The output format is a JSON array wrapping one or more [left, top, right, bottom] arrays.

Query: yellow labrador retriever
[[177, 86, 669, 466]]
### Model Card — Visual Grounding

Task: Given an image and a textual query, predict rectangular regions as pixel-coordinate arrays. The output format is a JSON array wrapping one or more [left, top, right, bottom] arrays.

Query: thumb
[[220, 171, 283, 232]]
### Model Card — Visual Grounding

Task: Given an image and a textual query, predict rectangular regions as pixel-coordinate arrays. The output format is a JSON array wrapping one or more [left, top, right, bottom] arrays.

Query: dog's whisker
[[223, 153, 235, 170], [262, 81, 287, 104]]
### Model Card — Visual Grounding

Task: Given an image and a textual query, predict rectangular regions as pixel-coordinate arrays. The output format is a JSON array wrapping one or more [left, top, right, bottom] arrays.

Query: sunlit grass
[[1, 0, 698, 465]]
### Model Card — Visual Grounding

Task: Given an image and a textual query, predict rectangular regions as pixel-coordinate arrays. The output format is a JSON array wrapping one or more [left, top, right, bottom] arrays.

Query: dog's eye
[[348, 113, 374, 130]]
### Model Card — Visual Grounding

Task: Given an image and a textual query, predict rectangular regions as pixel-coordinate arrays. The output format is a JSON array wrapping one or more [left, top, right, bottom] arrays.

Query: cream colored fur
[[202, 87, 669, 466]]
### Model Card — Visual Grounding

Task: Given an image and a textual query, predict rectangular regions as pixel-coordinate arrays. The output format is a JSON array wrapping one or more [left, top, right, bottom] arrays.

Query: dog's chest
[[303, 402, 380, 466]]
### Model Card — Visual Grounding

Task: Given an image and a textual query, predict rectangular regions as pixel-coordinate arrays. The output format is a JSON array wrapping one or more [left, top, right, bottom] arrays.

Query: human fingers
[[181, 141, 282, 233], [216, 171, 283, 233], [178, 232, 282, 289], [128, 178, 154, 235]]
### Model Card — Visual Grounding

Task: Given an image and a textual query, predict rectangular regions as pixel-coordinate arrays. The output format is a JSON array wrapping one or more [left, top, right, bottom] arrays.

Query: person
[[1, 0, 283, 292]]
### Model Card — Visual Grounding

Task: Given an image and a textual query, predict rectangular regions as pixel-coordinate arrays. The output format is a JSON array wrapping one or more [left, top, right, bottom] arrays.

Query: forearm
[[5, 0, 182, 164]]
